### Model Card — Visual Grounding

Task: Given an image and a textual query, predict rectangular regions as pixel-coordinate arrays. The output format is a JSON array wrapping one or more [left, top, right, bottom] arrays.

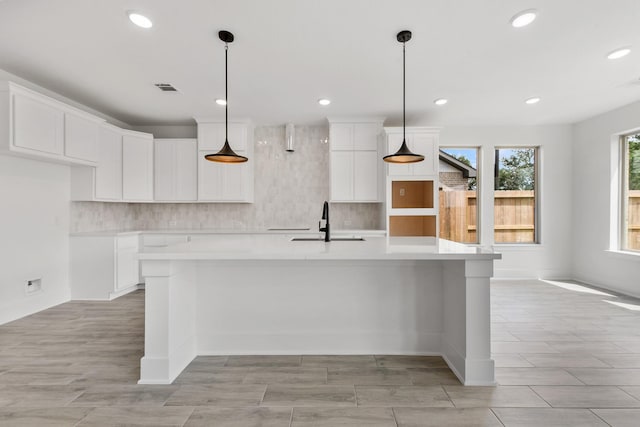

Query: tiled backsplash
[[70, 125, 384, 232]]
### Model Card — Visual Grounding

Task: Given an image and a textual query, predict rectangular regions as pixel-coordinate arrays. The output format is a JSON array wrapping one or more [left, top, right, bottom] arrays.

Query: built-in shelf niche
[[389, 215, 437, 237], [391, 180, 434, 209]]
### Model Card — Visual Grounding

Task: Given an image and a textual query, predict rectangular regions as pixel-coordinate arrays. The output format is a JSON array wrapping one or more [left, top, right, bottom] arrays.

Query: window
[[439, 148, 479, 243], [494, 147, 538, 244], [621, 134, 640, 251]]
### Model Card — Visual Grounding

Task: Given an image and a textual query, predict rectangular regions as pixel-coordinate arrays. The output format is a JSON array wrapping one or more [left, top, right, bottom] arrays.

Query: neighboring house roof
[[439, 150, 477, 178]]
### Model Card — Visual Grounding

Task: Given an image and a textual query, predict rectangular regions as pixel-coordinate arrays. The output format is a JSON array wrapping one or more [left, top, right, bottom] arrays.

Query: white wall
[[0, 155, 71, 323], [572, 101, 640, 298], [0, 69, 130, 323], [440, 125, 574, 279]]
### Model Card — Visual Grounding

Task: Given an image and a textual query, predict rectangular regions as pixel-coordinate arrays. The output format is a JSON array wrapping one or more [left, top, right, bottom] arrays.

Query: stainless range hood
[[285, 123, 295, 152]]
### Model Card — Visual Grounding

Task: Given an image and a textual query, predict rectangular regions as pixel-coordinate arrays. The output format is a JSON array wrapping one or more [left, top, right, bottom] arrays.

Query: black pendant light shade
[[383, 30, 424, 164], [204, 30, 248, 164]]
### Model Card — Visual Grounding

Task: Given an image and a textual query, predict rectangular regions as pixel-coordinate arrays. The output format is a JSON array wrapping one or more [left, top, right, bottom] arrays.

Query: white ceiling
[[1, 0, 639, 127]]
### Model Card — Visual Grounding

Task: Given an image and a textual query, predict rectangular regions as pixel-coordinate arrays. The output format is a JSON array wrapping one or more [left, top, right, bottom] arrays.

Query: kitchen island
[[137, 234, 501, 385]]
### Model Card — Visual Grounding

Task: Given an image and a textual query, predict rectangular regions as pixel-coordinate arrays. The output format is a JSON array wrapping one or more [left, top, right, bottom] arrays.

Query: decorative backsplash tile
[[70, 125, 383, 232]]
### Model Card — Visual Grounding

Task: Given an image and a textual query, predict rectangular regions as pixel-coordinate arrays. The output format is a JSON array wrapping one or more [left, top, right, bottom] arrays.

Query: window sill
[[605, 249, 640, 261]]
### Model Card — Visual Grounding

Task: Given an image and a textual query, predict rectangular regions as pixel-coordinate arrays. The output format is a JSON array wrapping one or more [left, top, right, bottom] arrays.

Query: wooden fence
[[439, 190, 536, 243], [439, 190, 640, 248]]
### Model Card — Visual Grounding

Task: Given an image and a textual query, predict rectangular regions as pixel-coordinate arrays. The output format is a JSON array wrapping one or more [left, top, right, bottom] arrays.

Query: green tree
[[496, 148, 535, 190], [629, 135, 640, 190]]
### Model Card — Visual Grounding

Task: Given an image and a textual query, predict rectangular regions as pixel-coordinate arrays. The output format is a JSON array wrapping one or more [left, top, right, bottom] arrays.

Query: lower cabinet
[[70, 234, 141, 300]]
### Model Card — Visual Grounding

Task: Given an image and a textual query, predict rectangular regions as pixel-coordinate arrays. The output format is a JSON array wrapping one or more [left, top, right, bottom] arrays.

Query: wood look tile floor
[[1, 280, 640, 426]]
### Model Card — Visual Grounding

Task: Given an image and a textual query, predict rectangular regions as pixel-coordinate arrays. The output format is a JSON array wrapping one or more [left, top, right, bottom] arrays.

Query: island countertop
[[138, 234, 501, 261]]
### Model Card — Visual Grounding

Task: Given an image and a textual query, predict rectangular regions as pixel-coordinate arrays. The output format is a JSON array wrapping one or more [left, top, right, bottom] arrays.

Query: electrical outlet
[[344, 220, 352, 227], [400, 188, 406, 196], [25, 278, 42, 295]]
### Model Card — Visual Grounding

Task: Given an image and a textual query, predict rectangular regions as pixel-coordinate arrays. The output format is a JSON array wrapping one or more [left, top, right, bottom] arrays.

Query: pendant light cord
[[225, 43, 228, 143], [402, 40, 406, 144]]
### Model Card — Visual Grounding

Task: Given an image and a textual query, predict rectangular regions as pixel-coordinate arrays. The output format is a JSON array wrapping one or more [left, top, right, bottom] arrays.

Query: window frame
[[619, 134, 640, 253], [438, 146, 481, 245], [493, 146, 540, 245]]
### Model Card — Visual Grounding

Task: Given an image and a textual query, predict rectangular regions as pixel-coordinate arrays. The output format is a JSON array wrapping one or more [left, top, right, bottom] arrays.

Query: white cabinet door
[[116, 250, 139, 290], [354, 151, 379, 201], [387, 134, 412, 176], [329, 124, 353, 151], [353, 123, 380, 151], [410, 133, 438, 176], [154, 139, 197, 201], [331, 151, 354, 201], [64, 113, 98, 162], [12, 93, 64, 155], [95, 125, 122, 200], [198, 150, 250, 201], [116, 235, 139, 291], [198, 123, 247, 151], [221, 159, 246, 201], [198, 153, 223, 200], [123, 133, 153, 201]]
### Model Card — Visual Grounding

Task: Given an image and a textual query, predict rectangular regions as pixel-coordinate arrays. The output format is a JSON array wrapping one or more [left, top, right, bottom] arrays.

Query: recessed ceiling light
[[128, 11, 153, 29], [434, 98, 448, 106], [215, 98, 227, 106], [318, 99, 331, 106], [525, 97, 541, 105], [510, 9, 537, 28], [607, 47, 631, 60]]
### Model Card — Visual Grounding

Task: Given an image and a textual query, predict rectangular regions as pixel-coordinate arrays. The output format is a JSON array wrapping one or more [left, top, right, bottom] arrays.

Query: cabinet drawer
[[142, 234, 189, 247], [116, 235, 139, 250]]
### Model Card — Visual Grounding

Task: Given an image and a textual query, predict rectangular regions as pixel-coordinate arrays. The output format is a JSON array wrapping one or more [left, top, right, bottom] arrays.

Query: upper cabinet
[[195, 119, 254, 203], [122, 131, 154, 201], [12, 90, 64, 156], [71, 125, 155, 202], [328, 118, 384, 202], [0, 81, 104, 165], [154, 138, 197, 201], [385, 127, 439, 177], [94, 123, 123, 200], [64, 111, 101, 163]]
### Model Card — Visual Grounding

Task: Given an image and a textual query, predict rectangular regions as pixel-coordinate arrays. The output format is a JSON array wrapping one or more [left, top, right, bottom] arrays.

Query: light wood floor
[[1, 280, 640, 426]]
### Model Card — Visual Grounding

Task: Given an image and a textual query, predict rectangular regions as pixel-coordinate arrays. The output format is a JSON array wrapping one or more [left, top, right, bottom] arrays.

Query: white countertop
[[138, 234, 501, 261], [70, 228, 386, 237]]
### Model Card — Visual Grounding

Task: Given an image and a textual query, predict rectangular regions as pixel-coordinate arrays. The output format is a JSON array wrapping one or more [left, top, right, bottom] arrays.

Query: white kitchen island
[[137, 234, 501, 386]]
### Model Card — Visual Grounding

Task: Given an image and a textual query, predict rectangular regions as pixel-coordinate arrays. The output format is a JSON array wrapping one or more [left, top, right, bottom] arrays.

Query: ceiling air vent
[[154, 83, 178, 92]]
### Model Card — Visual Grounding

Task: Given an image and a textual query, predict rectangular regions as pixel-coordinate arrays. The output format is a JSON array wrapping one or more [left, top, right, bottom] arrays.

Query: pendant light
[[383, 30, 424, 164], [204, 30, 248, 163]]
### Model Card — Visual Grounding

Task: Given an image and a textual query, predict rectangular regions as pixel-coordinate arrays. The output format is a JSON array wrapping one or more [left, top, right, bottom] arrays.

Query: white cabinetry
[[195, 120, 254, 202], [123, 131, 154, 201], [328, 118, 384, 202], [70, 234, 141, 300], [95, 124, 123, 200], [384, 127, 441, 237], [12, 90, 64, 156], [64, 112, 100, 162], [386, 128, 439, 176], [71, 128, 153, 202], [0, 81, 104, 165], [154, 139, 197, 201]]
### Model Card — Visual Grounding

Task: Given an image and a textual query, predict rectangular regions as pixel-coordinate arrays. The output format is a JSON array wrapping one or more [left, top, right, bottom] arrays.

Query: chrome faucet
[[319, 201, 330, 242]]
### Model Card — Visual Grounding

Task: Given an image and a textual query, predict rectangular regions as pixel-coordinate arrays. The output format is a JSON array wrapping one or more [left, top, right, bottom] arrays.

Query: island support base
[[139, 259, 494, 385]]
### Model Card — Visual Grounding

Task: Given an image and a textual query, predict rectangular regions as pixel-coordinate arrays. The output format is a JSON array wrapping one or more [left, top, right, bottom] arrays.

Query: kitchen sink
[[290, 237, 365, 241]]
